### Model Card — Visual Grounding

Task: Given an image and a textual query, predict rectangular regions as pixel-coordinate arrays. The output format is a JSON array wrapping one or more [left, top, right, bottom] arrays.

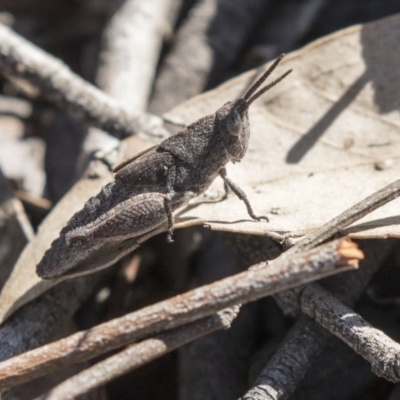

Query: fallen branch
[[0, 23, 165, 139], [0, 238, 361, 390], [36, 307, 240, 400], [300, 283, 400, 382], [241, 315, 330, 400]]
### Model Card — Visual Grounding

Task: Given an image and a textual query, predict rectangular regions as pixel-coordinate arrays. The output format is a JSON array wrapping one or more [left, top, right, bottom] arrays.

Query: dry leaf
[[170, 14, 400, 240]]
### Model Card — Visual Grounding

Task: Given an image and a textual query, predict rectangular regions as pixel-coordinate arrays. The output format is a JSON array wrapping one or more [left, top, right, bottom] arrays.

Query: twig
[[0, 95, 32, 118], [300, 283, 400, 382], [97, 0, 173, 113], [241, 315, 331, 400], [36, 307, 240, 400], [13, 190, 52, 212], [0, 23, 165, 138], [84, 0, 173, 154], [0, 238, 361, 390], [242, 241, 394, 399], [285, 178, 400, 255]]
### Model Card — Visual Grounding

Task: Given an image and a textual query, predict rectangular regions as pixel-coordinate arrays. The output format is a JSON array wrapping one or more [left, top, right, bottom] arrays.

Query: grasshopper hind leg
[[163, 190, 196, 243], [163, 196, 174, 243]]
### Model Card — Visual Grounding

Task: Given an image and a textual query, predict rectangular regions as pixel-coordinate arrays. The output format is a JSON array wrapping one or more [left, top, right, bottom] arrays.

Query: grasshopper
[[37, 55, 291, 278], [109, 54, 290, 241]]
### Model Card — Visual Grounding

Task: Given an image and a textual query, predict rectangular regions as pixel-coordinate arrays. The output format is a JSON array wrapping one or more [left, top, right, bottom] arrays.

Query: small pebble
[[375, 159, 393, 171]]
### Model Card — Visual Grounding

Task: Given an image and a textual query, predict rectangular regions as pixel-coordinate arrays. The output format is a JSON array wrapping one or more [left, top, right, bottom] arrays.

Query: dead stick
[[300, 283, 400, 383], [0, 238, 361, 390], [0, 23, 165, 138], [36, 308, 240, 400]]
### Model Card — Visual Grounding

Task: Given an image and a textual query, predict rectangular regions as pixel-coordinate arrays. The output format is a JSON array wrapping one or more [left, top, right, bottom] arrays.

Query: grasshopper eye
[[65, 234, 87, 247], [226, 110, 242, 136]]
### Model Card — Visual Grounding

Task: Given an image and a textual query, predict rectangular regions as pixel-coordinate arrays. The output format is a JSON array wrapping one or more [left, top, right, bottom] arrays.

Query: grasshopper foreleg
[[219, 167, 269, 222]]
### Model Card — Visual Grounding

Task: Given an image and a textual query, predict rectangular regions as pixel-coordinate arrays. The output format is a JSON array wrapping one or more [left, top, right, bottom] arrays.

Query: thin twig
[[285, 178, 400, 255], [300, 283, 400, 382], [36, 307, 240, 400], [0, 238, 361, 390], [0, 23, 165, 139]]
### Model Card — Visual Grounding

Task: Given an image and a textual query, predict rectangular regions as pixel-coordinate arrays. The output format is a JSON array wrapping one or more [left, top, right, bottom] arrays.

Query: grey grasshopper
[[37, 55, 291, 279]]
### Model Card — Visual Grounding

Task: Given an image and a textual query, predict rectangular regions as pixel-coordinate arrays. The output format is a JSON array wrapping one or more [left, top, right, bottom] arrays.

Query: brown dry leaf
[[1, 14, 400, 322], [169, 14, 400, 240]]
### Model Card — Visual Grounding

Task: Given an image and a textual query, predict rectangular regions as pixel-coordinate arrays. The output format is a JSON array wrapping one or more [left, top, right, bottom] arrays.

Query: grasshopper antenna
[[244, 54, 292, 106]]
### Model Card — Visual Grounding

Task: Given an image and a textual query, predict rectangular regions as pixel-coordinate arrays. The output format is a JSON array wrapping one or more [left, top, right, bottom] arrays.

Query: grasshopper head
[[217, 54, 292, 163]]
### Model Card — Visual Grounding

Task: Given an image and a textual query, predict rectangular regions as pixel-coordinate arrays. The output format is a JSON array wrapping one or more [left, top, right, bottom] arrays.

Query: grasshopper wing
[[65, 193, 170, 245], [114, 146, 177, 188]]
